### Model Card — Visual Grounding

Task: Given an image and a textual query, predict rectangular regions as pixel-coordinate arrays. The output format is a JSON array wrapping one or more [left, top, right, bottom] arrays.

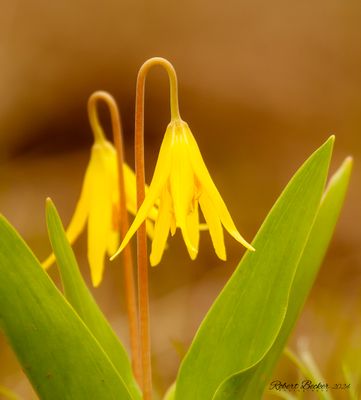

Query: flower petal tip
[[149, 257, 160, 267], [109, 252, 118, 262], [232, 231, 255, 252], [92, 277, 102, 288], [185, 242, 198, 260], [109, 241, 127, 261]]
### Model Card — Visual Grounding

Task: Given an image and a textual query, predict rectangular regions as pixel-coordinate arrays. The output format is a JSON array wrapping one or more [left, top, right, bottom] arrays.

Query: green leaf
[[0, 216, 133, 400], [174, 137, 334, 400], [45, 198, 141, 400], [213, 157, 352, 399]]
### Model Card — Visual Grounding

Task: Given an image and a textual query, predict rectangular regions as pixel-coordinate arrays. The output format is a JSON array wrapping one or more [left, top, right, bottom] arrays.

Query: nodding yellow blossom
[[43, 137, 157, 287], [111, 118, 254, 266]]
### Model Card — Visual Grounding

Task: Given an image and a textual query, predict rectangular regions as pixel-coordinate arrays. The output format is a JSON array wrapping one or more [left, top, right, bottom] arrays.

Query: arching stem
[[88, 91, 142, 385], [135, 57, 180, 400]]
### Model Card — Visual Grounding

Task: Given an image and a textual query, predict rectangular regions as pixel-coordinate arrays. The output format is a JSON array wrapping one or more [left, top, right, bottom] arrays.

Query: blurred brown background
[[0, 0, 360, 399]]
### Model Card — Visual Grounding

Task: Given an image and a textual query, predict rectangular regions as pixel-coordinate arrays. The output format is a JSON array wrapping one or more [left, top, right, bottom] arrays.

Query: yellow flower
[[111, 119, 254, 266], [43, 138, 157, 286]]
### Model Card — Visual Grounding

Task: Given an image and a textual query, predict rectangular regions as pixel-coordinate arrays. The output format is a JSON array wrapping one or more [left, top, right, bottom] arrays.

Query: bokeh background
[[0, 1, 360, 398]]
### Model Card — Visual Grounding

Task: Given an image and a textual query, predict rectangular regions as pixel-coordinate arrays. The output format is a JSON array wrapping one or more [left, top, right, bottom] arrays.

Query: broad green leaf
[[45, 198, 141, 400], [212, 157, 352, 399], [175, 137, 334, 400], [0, 216, 133, 400]]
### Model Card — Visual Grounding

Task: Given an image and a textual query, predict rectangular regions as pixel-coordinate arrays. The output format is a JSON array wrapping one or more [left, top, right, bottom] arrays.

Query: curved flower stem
[[88, 91, 142, 385], [87, 94, 107, 143], [135, 57, 180, 400]]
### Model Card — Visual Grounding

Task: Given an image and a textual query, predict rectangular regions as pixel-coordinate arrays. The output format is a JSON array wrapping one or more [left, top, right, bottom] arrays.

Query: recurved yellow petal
[[145, 219, 156, 239], [106, 203, 120, 255], [123, 163, 138, 216], [42, 149, 93, 270], [186, 126, 254, 252], [185, 200, 200, 260], [170, 217, 177, 236], [150, 188, 172, 266], [199, 192, 226, 260], [169, 127, 197, 257], [111, 125, 173, 259], [87, 143, 114, 286], [106, 145, 120, 256]]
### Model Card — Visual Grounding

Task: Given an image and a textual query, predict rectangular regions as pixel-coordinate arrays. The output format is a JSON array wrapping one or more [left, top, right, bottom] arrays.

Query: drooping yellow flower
[[111, 118, 255, 266], [43, 137, 157, 286]]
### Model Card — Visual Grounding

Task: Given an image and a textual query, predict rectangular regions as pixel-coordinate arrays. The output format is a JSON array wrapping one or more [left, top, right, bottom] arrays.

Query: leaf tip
[[45, 197, 54, 208], [45, 197, 55, 215], [340, 156, 353, 180], [324, 134, 335, 150], [343, 155, 353, 169], [324, 156, 353, 197], [0, 214, 11, 229], [313, 135, 335, 169]]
